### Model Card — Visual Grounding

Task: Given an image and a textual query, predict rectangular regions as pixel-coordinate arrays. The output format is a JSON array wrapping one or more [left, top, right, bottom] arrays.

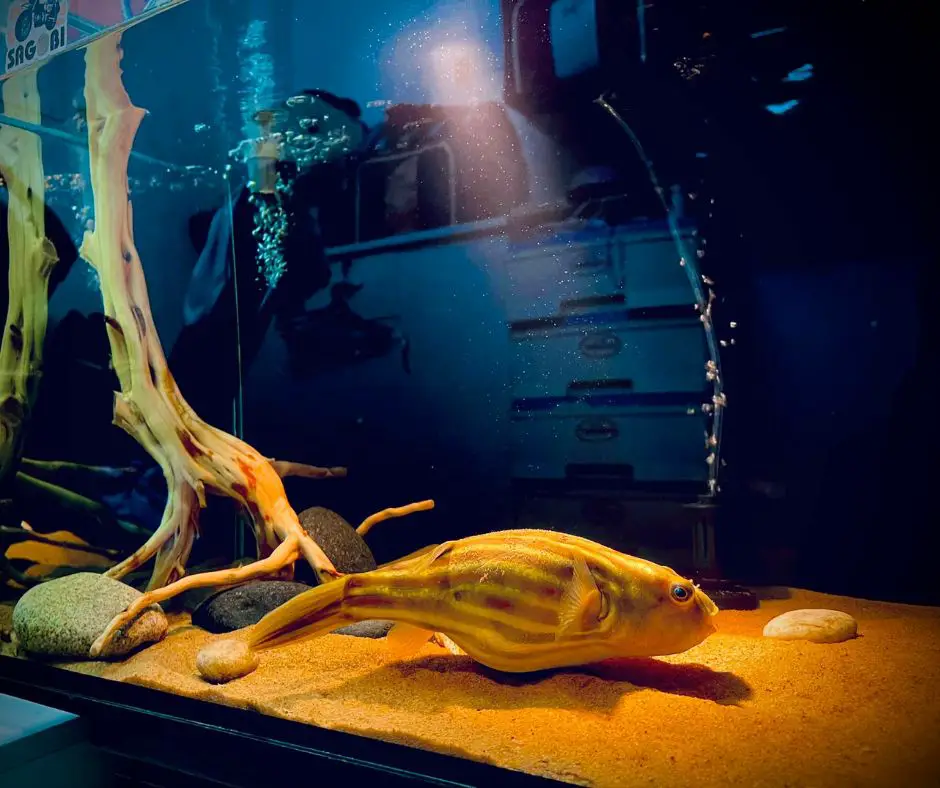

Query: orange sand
[[15, 588, 940, 786]]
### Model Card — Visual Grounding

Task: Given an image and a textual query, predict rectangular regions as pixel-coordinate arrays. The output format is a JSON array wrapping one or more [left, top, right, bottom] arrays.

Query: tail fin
[[247, 577, 347, 651]]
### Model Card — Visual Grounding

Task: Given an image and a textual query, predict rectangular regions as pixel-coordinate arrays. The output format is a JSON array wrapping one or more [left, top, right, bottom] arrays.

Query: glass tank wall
[[0, 2, 934, 787], [1, 0, 723, 583], [1, 0, 248, 582]]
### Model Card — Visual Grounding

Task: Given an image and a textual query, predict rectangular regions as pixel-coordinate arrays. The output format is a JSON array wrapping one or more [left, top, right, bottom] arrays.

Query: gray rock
[[192, 580, 312, 634], [190, 507, 378, 634], [763, 608, 859, 643], [12, 572, 167, 659], [295, 507, 376, 583], [334, 620, 394, 639]]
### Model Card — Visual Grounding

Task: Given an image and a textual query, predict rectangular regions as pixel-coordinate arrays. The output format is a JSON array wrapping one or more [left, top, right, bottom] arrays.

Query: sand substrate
[[8, 588, 940, 786]]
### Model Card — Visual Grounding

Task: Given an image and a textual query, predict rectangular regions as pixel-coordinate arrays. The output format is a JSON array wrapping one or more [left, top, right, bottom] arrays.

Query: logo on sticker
[[5, 1, 68, 73]]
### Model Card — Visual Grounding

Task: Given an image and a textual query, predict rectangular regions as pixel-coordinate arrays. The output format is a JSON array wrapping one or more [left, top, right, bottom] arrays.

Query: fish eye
[[670, 583, 693, 603]]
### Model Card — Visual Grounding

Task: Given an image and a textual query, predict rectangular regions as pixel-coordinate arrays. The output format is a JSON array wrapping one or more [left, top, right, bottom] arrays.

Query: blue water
[[1, 0, 932, 608]]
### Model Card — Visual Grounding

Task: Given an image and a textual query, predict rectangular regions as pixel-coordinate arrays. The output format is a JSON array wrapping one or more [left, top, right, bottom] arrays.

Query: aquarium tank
[[0, 1, 934, 787]]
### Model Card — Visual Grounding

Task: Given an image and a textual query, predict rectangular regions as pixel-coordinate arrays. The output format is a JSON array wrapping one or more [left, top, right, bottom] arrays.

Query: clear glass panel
[[0, 2, 932, 786], [229, 1, 717, 570], [0, 3, 245, 587]]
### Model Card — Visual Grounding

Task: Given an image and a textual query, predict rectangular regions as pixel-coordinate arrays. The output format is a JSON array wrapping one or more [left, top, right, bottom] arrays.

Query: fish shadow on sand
[[584, 657, 752, 705], [278, 652, 752, 715]]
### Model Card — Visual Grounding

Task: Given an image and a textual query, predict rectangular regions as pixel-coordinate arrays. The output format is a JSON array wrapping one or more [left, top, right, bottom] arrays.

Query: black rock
[[174, 559, 254, 613], [693, 577, 760, 611], [295, 506, 377, 583], [334, 620, 394, 639], [191, 580, 312, 634]]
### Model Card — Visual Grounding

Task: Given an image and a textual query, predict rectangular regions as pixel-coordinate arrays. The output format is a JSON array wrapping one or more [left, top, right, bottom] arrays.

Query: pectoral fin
[[425, 541, 454, 565], [558, 557, 602, 637], [431, 632, 467, 655], [385, 622, 435, 660]]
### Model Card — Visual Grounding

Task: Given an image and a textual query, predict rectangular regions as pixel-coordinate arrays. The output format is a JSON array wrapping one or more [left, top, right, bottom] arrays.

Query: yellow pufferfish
[[196, 529, 719, 682]]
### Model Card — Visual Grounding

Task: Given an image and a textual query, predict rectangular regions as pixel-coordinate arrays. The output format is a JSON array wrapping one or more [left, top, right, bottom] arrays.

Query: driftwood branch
[[357, 499, 435, 537], [0, 70, 58, 493], [79, 34, 436, 658], [79, 34, 343, 658], [267, 461, 347, 480]]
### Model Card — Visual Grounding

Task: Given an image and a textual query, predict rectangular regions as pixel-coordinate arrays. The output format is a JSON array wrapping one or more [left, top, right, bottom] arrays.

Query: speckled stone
[[334, 620, 394, 639], [763, 608, 859, 643], [12, 572, 167, 659], [294, 506, 377, 583], [192, 581, 311, 634]]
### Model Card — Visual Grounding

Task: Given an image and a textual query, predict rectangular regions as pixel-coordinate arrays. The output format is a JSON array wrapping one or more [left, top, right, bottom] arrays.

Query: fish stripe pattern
[[234, 529, 717, 675]]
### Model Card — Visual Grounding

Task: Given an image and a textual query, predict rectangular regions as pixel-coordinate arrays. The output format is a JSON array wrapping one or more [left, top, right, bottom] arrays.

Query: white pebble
[[763, 608, 858, 643], [196, 638, 260, 683]]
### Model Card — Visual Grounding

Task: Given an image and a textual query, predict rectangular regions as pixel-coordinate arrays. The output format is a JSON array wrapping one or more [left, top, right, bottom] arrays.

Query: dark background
[[648, 0, 935, 604], [506, 0, 936, 604], [7, 0, 934, 605]]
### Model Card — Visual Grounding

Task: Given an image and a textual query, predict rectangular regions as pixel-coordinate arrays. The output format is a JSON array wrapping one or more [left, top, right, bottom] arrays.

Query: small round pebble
[[763, 608, 859, 644], [196, 638, 260, 683]]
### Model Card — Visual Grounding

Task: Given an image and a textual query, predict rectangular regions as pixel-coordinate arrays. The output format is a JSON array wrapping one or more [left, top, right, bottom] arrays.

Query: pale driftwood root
[[88, 493, 439, 657], [357, 499, 435, 537], [0, 70, 58, 492], [0, 71, 85, 592], [91, 537, 303, 658], [80, 34, 342, 657], [82, 36, 441, 660], [74, 33, 429, 661], [267, 461, 347, 480]]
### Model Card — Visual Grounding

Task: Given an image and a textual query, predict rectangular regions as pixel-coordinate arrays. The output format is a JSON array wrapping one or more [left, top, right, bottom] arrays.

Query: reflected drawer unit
[[503, 221, 698, 323], [503, 219, 710, 491], [509, 394, 709, 485], [504, 231, 624, 322], [509, 311, 708, 400]]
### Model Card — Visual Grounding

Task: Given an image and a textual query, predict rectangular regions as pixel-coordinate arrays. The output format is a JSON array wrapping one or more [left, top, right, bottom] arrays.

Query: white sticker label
[[3, 1, 69, 74]]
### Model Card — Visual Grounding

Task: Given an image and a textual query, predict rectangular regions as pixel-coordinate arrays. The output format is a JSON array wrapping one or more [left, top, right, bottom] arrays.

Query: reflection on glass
[[0, 2, 932, 787]]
